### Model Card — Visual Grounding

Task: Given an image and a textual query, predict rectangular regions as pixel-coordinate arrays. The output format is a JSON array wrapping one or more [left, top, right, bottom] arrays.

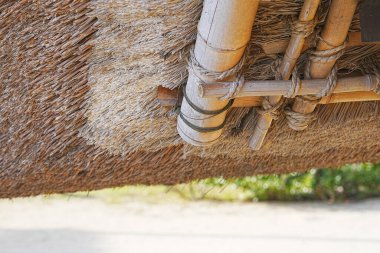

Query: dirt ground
[[0, 196, 379, 253]]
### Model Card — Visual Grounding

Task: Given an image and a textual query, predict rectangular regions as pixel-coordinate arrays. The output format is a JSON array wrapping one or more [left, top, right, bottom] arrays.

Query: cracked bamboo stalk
[[291, 0, 359, 122], [177, 0, 260, 146], [249, 0, 321, 150]]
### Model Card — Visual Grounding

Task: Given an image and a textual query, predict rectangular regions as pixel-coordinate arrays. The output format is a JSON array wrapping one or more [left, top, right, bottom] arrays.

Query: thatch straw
[[81, 0, 376, 157], [0, 0, 379, 198]]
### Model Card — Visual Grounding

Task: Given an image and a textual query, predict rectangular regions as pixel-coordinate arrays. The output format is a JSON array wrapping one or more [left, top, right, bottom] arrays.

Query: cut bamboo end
[[177, 0, 260, 146]]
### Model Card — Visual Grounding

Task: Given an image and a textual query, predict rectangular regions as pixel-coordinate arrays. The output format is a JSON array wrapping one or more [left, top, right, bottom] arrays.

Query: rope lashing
[[307, 42, 346, 67], [188, 46, 247, 99], [284, 108, 318, 131], [257, 96, 285, 120], [285, 42, 345, 131], [180, 47, 247, 133], [291, 19, 317, 38], [256, 58, 284, 119], [308, 64, 339, 99], [285, 65, 339, 131], [219, 74, 245, 100], [257, 58, 302, 120], [188, 47, 247, 88], [285, 65, 302, 98], [256, 58, 302, 120], [373, 71, 380, 95], [360, 57, 380, 94]]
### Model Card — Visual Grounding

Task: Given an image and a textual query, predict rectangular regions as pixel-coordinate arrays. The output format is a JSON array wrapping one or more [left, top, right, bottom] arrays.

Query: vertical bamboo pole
[[177, 0, 260, 146], [249, 0, 321, 150], [291, 0, 359, 118]]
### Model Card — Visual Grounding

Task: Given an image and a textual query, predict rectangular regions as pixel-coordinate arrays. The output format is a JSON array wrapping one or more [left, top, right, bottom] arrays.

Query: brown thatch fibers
[[0, 0, 379, 198], [79, 0, 375, 158]]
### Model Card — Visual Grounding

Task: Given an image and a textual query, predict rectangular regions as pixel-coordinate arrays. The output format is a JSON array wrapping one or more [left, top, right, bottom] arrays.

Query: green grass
[[66, 163, 380, 203]]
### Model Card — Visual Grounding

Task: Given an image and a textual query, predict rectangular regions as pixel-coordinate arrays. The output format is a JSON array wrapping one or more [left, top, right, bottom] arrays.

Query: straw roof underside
[[0, 0, 379, 198]]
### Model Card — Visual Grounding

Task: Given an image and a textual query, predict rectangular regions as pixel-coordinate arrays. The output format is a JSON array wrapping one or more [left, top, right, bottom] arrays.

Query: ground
[[0, 195, 380, 253]]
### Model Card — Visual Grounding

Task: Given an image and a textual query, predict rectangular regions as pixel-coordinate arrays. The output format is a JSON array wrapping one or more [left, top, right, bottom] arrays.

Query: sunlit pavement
[[0, 197, 379, 253]]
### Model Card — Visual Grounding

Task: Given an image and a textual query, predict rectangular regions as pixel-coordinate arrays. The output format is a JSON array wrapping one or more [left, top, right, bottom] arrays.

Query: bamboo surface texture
[[158, 89, 380, 108], [291, 0, 359, 115], [158, 75, 380, 107], [261, 32, 377, 55], [177, 0, 260, 146], [200, 75, 377, 98], [249, 0, 321, 150]]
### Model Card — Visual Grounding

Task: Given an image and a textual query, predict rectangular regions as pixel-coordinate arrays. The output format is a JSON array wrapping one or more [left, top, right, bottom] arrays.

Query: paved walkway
[[0, 197, 380, 253]]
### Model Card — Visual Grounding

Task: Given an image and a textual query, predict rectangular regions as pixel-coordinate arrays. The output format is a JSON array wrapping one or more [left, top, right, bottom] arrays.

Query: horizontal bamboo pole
[[232, 92, 380, 106], [199, 75, 377, 98], [158, 87, 380, 108], [261, 32, 378, 55], [320, 92, 380, 104]]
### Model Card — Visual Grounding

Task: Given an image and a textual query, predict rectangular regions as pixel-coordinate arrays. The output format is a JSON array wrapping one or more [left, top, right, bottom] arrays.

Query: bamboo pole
[[158, 89, 380, 108], [177, 0, 260, 146], [261, 32, 376, 55], [291, 0, 359, 122], [249, 0, 321, 150], [199, 75, 377, 98], [320, 92, 380, 104]]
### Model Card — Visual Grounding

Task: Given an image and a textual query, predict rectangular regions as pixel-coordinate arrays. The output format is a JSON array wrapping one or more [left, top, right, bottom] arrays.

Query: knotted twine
[[285, 42, 346, 131], [257, 18, 316, 121], [291, 19, 317, 38], [188, 46, 247, 101], [360, 56, 380, 94], [257, 57, 301, 120], [179, 47, 247, 133]]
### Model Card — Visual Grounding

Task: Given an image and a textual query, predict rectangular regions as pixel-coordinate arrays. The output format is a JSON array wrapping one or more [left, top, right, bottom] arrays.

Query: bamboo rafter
[[249, 0, 321, 150], [177, 0, 260, 147], [287, 0, 360, 131], [167, 0, 378, 150], [157, 75, 380, 107]]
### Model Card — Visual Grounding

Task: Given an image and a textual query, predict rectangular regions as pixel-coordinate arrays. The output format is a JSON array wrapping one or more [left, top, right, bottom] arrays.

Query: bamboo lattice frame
[[157, 0, 379, 150], [1, 0, 380, 198]]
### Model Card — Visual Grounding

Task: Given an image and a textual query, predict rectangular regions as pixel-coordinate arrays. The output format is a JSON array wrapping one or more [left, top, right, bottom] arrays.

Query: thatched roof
[[0, 0, 379, 198]]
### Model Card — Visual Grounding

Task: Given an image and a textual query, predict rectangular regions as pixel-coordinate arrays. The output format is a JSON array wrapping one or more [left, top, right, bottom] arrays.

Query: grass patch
[[64, 163, 380, 203]]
